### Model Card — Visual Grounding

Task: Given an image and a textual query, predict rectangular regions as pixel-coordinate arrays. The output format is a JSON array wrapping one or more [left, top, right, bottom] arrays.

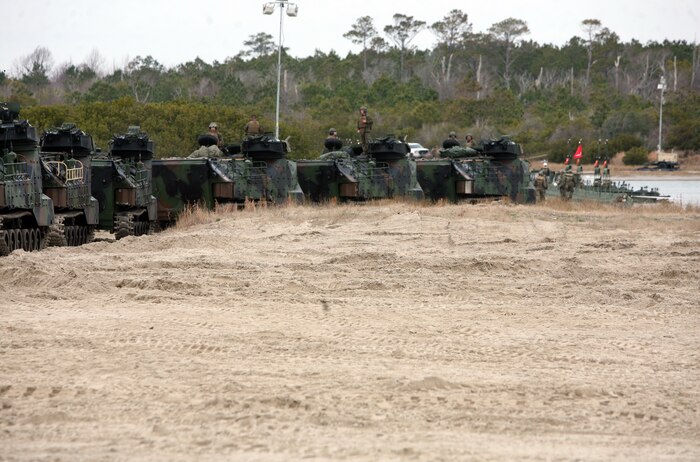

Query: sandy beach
[[1, 200, 699, 461]]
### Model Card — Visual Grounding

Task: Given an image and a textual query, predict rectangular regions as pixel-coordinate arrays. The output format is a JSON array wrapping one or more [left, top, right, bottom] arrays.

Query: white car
[[408, 142, 429, 158]]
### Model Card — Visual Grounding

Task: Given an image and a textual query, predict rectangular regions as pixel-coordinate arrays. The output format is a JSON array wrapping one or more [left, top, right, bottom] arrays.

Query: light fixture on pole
[[657, 75, 667, 153], [263, 1, 298, 140]]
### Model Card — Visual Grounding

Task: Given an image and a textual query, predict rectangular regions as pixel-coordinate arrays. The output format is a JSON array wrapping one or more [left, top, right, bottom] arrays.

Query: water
[[615, 177, 700, 207], [577, 175, 700, 206]]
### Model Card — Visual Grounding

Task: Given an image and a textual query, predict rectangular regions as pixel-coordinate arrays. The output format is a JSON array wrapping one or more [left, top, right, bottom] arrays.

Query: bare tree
[[430, 9, 472, 99], [488, 18, 529, 89], [53, 62, 97, 95], [344, 16, 380, 72], [124, 55, 164, 103], [581, 19, 602, 87], [384, 13, 426, 81], [83, 49, 105, 77], [692, 42, 699, 89], [15, 46, 54, 87]]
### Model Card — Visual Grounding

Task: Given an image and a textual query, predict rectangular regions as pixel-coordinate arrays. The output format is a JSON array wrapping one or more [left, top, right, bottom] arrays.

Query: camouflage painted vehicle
[[297, 135, 423, 202], [0, 102, 54, 256], [417, 136, 536, 204], [226, 134, 304, 204], [91, 126, 158, 239], [40, 123, 99, 246], [152, 133, 304, 225], [152, 155, 235, 226]]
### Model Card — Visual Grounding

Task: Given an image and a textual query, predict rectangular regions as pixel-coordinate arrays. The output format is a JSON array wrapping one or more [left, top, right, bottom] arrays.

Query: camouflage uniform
[[442, 131, 460, 149], [244, 116, 262, 137], [208, 122, 223, 147], [323, 128, 343, 153], [559, 166, 575, 200], [356, 107, 373, 153], [534, 171, 548, 201]]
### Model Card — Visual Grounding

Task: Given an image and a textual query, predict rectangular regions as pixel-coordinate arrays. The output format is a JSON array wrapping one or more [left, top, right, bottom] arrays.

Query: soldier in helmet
[[323, 128, 343, 153], [356, 106, 373, 153], [534, 169, 549, 201], [208, 122, 223, 148], [559, 164, 575, 200], [442, 131, 460, 149], [244, 115, 262, 138]]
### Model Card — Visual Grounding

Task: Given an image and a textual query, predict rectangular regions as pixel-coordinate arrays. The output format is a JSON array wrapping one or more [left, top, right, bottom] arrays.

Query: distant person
[[465, 134, 476, 148], [559, 164, 575, 200], [208, 122, 223, 147], [244, 115, 262, 137], [323, 128, 343, 153], [356, 106, 373, 153], [534, 169, 548, 201], [442, 131, 460, 149]]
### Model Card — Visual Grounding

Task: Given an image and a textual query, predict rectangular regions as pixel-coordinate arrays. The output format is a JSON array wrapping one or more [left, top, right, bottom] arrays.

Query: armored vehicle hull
[[417, 138, 535, 204], [297, 136, 423, 202], [236, 135, 304, 204], [152, 157, 236, 225], [91, 127, 157, 239], [40, 123, 99, 246], [1, 102, 54, 255]]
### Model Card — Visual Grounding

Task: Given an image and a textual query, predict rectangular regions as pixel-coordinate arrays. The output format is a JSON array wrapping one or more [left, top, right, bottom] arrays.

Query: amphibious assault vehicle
[[152, 133, 303, 225], [225, 134, 305, 204], [296, 135, 424, 202], [91, 126, 158, 239], [40, 123, 99, 246], [416, 136, 536, 204], [0, 102, 54, 255]]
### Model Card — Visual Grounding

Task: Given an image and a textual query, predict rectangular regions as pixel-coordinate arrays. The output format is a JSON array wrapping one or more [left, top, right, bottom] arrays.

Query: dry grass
[[171, 195, 699, 236], [174, 202, 238, 230]]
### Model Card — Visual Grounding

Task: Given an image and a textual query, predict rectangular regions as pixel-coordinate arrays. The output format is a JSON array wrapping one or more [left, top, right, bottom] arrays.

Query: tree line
[[2, 10, 699, 163]]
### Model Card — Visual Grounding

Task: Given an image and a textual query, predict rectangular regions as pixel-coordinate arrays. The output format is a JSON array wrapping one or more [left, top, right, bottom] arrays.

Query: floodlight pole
[[263, 0, 297, 140], [657, 75, 667, 152], [274, 2, 283, 140]]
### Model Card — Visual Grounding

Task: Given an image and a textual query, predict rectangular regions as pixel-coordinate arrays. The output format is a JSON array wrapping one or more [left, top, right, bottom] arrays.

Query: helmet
[[449, 131, 456, 137], [209, 122, 218, 129], [360, 106, 367, 111], [329, 128, 337, 135]]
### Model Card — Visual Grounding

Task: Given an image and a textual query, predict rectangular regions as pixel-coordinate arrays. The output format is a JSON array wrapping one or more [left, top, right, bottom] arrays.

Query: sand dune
[[1, 200, 699, 460]]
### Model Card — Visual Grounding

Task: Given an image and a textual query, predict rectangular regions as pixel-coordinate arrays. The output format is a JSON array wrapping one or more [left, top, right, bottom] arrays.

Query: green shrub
[[608, 134, 643, 154], [623, 146, 649, 165]]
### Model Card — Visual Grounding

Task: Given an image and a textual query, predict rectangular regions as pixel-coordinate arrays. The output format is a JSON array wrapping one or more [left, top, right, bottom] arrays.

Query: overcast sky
[[2, 0, 699, 76]]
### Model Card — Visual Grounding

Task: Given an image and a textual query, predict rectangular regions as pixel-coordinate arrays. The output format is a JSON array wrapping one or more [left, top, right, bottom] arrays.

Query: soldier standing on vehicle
[[208, 122, 223, 147], [244, 115, 262, 138], [465, 134, 476, 148], [323, 128, 343, 153], [442, 131, 460, 149], [356, 106, 373, 153]]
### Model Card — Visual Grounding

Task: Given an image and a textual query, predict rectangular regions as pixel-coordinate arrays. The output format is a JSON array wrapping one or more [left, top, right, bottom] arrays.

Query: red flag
[[573, 144, 583, 159]]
